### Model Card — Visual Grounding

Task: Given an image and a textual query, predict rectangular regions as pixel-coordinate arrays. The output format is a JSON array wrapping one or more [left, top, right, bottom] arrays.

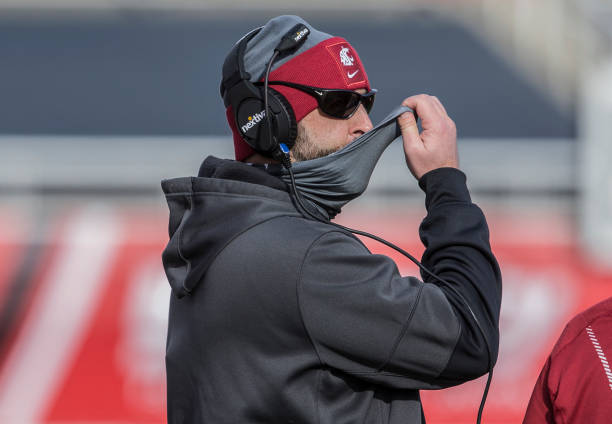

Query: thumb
[[398, 110, 421, 149]]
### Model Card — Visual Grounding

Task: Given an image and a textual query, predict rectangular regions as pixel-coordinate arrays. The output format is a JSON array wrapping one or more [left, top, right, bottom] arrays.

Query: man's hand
[[398, 94, 459, 179]]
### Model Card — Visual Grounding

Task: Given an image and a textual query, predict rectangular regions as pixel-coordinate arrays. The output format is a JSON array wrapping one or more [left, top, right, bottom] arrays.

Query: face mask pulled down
[[280, 105, 414, 219]]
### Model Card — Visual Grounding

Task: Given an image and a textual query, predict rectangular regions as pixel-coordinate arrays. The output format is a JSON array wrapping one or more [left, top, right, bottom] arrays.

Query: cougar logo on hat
[[339, 46, 354, 66], [325, 41, 366, 87]]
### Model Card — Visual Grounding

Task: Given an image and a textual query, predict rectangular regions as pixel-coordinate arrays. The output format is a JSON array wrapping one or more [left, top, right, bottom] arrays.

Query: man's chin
[[292, 145, 344, 162]]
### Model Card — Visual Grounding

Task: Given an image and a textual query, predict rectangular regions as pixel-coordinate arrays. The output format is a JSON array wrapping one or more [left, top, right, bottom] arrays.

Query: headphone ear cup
[[267, 88, 297, 151], [234, 94, 269, 152], [234, 86, 297, 157]]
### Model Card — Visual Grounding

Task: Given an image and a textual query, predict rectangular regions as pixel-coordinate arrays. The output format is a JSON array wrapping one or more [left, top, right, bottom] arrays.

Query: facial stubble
[[290, 121, 344, 162]]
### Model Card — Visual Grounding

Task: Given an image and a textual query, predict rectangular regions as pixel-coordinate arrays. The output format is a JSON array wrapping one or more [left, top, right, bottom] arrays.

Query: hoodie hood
[[161, 157, 301, 298]]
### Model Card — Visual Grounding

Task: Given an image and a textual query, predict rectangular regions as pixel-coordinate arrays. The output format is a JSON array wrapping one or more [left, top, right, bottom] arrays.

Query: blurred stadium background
[[0, 0, 611, 422]]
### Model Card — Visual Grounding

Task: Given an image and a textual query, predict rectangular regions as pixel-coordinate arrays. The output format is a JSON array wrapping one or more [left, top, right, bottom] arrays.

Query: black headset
[[220, 25, 311, 161]]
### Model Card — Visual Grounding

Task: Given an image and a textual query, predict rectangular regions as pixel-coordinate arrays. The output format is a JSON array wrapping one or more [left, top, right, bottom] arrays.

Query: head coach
[[161, 15, 502, 424]]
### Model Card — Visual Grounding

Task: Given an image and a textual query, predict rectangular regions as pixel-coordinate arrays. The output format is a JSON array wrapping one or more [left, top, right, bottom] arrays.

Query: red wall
[[0, 205, 609, 423]]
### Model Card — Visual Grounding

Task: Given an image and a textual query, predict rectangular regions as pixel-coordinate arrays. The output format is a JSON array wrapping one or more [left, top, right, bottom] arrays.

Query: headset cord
[[280, 156, 493, 424], [264, 50, 280, 158]]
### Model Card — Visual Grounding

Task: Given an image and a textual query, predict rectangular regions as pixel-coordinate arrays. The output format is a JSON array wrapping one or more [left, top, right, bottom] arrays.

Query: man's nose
[[349, 104, 374, 137]]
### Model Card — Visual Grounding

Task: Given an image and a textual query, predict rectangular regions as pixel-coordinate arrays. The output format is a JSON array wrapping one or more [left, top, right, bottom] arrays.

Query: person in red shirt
[[523, 296, 612, 423]]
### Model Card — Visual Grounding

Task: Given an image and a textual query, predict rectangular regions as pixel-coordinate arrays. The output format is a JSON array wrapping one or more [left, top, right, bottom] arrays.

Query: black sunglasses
[[255, 80, 377, 119]]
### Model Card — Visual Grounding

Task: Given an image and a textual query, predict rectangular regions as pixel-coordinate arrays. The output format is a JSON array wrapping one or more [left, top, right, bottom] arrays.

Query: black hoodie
[[161, 156, 502, 423]]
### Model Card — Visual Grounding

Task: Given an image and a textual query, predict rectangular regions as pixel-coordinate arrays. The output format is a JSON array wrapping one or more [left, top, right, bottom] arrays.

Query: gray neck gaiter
[[280, 105, 413, 219]]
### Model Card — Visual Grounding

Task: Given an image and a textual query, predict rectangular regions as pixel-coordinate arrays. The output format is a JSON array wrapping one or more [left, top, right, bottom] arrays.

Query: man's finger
[[397, 110, 420, 148], [402, 95, 442, 130]]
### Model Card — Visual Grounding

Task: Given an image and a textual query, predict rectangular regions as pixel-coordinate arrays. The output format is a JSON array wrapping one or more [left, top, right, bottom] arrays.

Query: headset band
[[220, 27, 262, 104]]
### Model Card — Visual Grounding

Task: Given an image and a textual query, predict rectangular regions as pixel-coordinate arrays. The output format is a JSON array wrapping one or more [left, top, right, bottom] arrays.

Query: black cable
[[284, 163, 493, 424], [477, 370, 493, 423], [264, 50, 280, 157]]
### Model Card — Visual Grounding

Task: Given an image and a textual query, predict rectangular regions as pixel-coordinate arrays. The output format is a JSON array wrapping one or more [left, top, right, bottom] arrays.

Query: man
[[161, 15, 502, 423], [523, 296, 612, 423]]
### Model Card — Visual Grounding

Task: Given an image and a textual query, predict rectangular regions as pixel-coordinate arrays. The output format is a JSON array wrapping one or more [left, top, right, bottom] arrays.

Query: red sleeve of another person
[[523, 297, 612, 424]]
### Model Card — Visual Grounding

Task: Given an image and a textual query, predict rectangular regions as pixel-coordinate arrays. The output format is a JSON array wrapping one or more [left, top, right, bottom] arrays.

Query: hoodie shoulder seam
[[296, 229, 373, 369], [204, 214, 304, 283]]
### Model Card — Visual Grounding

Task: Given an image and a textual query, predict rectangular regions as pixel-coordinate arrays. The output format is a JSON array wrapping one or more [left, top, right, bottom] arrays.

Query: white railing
[[0, 135, 576, 197]]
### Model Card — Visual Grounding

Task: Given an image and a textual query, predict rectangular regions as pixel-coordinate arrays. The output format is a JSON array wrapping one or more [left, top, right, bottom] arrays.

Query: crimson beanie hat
[[223, 15, 371, 161]]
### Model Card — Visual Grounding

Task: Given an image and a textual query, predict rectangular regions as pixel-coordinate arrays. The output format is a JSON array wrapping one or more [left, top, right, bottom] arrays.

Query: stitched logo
[[325, 41, 366, 87], [339, 46, 354, 66]]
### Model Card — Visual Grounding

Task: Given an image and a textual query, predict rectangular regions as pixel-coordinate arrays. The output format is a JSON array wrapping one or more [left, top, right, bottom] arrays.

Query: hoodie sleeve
[[297, 167, 501, 390]]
